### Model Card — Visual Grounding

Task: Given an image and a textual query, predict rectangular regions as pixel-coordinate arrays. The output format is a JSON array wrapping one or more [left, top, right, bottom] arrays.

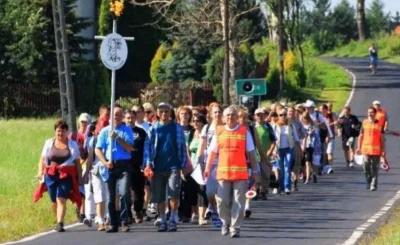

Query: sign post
[[235, 78, 267, 108], [95, 18, 134, 163]]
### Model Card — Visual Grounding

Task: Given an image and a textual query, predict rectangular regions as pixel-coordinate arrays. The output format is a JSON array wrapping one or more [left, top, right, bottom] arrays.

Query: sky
[[329, 0, 399, 15]]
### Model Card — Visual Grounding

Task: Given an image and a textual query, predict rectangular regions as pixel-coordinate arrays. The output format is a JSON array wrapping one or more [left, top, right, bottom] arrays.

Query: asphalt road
[[10, 58, 400, 245]]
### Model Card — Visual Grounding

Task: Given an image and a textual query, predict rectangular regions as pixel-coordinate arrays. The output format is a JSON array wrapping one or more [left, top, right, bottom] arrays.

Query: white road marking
[[344, 68, 357, 107], [0, 223, 82, 245]]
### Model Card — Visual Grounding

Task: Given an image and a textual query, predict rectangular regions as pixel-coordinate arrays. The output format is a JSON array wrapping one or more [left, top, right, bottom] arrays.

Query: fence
[[1, 82, 216, 117]]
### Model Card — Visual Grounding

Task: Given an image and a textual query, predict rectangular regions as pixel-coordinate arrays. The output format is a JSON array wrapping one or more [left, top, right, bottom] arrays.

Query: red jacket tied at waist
[[33, 164, 82, 208]]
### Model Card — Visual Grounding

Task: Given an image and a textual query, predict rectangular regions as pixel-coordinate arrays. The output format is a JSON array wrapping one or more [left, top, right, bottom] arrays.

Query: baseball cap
[[303, 100, 316, 108], [157, 102, 171, 109], [254, 108, 265, 114], [372, 100, 381, 105], [78, 113, 91, 123]]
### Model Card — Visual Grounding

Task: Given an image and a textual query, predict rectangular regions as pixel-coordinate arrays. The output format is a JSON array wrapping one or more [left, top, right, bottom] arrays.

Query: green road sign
[[235, 78, 267, 96]]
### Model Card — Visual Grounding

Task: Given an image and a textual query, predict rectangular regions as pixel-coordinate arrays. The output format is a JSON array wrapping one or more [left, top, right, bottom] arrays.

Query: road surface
[[7, 58, 400, 245]]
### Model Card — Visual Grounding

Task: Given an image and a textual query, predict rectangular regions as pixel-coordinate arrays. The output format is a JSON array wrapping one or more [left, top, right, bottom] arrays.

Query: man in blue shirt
[[144, 102, 187, 232], [95, 106, 134, 233]]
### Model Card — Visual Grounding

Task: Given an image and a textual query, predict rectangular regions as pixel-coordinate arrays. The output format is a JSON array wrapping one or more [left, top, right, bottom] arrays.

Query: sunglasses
[[279, 114, 287, 117]]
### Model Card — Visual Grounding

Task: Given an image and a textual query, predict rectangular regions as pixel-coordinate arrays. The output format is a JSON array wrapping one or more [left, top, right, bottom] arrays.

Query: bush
[[150, 43, 168, 83]]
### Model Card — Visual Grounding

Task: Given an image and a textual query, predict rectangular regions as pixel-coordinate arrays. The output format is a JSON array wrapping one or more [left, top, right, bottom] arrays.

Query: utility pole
[[222, 0, 230, 106], [52, 0, 77, 132], [278, 0, 285, 98]]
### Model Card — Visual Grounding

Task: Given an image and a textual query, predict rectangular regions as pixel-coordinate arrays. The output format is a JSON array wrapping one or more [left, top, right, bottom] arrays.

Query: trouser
[[84, 174, 95, 219], [278, 147, 294, 191], [179, 175, 198, 218], [259, 160, 271, 191], [216, 180, 247, 233], [292, 145, 302, 175], [129, 167, 146, 215], [106, 162, 130, 228], [363, 155, 380, 189]]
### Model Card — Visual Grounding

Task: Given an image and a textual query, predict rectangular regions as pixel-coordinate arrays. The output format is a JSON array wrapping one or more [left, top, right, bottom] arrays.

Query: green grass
[[359, 206, 400, 245], [0, 119, 77, 243], [324, 34, 400, 65]]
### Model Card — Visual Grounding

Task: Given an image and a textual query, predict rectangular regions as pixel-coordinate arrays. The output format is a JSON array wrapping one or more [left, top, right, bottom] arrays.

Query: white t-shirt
[[208, 124, 255, 153], [310, 111, 333, 138], [137, 121, 151, 132], [279, 125, 290, 148], [201, 124, 218, 165]]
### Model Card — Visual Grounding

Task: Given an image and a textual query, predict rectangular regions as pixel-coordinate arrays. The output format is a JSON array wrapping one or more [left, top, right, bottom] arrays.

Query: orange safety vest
[[216, 125, 249, 181], [361, 119, 382, 156], [376, 109, 386, 128]]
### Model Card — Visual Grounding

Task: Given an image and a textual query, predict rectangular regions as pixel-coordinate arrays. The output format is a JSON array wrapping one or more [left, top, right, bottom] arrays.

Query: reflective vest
[[376, 109, 386, 128], [361, 119, 382, 156], [216, 125, 249, 181]]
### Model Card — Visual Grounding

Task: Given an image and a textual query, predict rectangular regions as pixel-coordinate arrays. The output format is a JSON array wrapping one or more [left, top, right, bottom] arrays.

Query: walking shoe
[[191, 215, 199, 224], [121, 223, 130, 232], [149, 204, 157, 215], [313, 175, 318, 183], [83, 217, 92, 227], [154, 218, 162, 227], [221, 224, 230, 236], [181, 216, 190, 223], [105, 226, 118, 233], [168, 221, 178, 232], [79, 213, 85, 223], [158, 222, 168, 232], [259, 191, 267, 200], [211, 213, 222, 227], [349, 162, 354, 168], [370, 186, 377, 191], [285, 188, 291, 195], [135, 213, 143, 224], [198, 218, 208, 225], [272, 188, 278, 194], [230, 232, 240, 238], [97, 223, 106, 231], [55, 222, 65, 232], [244, 209, 251, 218], [205, 210, 212, 220]]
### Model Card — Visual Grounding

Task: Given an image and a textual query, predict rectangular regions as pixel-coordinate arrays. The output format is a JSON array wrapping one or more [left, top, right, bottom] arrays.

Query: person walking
[[356, 107, 385, 191], [372, 101, 388, 132], [34, 120, 83, 232], [95, 106, 134, 233], [204, 105, 259, 238], [143, 102, 188, 232]]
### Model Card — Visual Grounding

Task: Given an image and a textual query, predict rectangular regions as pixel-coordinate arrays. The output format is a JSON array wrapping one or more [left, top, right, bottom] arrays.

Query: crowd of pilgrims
[[35, 99, 363, 235]]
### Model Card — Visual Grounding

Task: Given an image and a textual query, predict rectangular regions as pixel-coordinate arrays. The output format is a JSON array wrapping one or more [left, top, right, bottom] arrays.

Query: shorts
[[342, 137, 356, 150], [206, 164, 218, 197], [304, 148, 314, 163], [326, 139, 335, 154], [271, 159, 280, 171], [91, 170, 107, 203], [151, 169, 181, 203], [45, 174, 72, 203]]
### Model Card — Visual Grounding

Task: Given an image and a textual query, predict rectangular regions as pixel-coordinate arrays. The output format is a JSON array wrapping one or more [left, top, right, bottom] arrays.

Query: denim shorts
[[45, 174, 72, 203]]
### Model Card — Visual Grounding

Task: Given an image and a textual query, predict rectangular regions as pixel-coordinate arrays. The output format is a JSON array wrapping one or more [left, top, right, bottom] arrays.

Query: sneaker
[[158, 222, 168, 232], [181, 216, 190, 223], [244, 209, 251, 218], [83, 217, 92, 227], [121, 223, 130, 232], [349, 162, 354, 168], [230, 232, 240, 238], [79, 213, 85, 223], [211, 214, 222, 227], [149, 204, 157, 215], [143, 213, 151, 221], [55, 222, 65, 232], [191, 215, 199, 224], [272, 188, 278, 195], [221, 224, 229, 236], [105, 226, 118, 233], [205, 210, 212, 220], [370, 186, 377, 191], [285, 188, 291, 195], [198, 218, 208, 225], [154, 218, 162, 227], [327, 166, 334, 174], [168, 221, 177, 232], [97, 223, 106, 231], [259, 191, 267, 200]]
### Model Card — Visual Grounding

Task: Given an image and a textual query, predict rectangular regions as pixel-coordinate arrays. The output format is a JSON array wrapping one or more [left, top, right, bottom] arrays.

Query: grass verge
[[359, 206, 400, 245], [324, 35, 400, 65], [0, 119, 77, 243]]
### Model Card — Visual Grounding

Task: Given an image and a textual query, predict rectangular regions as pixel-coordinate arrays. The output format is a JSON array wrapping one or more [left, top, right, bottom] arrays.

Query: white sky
[[329, 0, 399, 15]]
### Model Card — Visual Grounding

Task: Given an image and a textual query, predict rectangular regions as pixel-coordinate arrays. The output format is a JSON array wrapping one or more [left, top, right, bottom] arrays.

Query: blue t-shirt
[[96, 123, 134, 161], [154, 122, 179, 172]]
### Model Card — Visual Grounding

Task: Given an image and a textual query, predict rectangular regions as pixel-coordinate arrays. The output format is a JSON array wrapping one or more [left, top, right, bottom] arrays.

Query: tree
[[367, 0, 391, 37], [357, 0, 368, 41], [393, 11, 400, 25], [331, 0, 356, 43]]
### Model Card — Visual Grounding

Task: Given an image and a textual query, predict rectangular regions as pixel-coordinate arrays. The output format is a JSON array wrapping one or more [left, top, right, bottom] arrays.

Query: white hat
[[157, 102, 171, 109], [78, 113, 91, 123], [254, 108, 265, 114], [372, 100, 381, 105], [303, 100, 316, 108]]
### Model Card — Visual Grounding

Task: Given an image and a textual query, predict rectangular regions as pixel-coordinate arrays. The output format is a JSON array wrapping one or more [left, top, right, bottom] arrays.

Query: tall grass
[[324, 34, 400, 64], [0, 119, 77, 243]]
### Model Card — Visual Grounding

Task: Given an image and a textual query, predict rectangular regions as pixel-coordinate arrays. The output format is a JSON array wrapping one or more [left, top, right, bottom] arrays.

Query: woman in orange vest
[[204, 105, 259, 238], [356, 106, 385, 191]]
